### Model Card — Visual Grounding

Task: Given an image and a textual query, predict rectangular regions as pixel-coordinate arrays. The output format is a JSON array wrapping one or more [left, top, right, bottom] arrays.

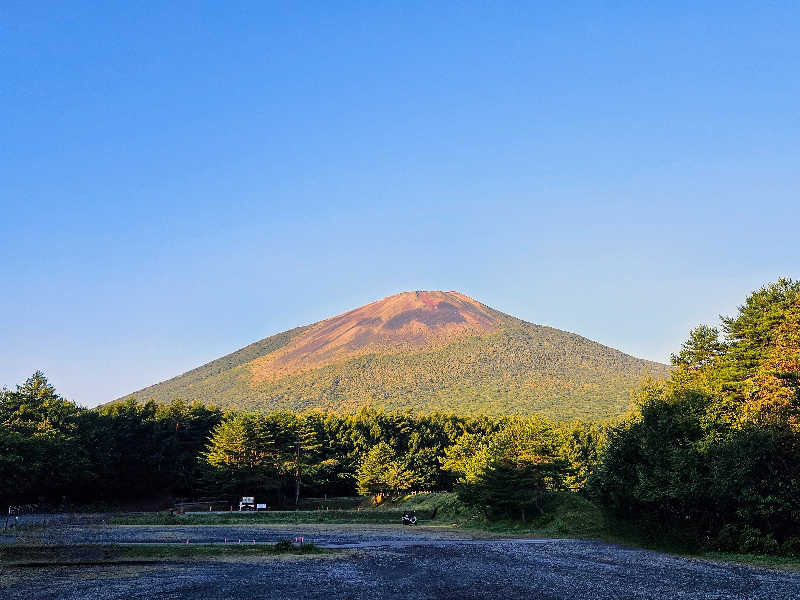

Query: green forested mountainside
[[233, 324, 664, 419], [129, 325, 309, 405], [122, 294, 667, 420]]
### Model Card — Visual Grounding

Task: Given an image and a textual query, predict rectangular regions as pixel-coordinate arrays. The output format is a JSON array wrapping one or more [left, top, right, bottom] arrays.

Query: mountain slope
[[123, 291, 668, 419]]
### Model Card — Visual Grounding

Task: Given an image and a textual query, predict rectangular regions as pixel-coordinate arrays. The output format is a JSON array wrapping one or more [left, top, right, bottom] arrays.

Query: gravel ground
[[3, 523, 800, 599]]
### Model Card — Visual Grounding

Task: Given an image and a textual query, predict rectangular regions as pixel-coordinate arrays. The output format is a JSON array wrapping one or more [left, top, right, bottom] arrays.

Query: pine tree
[[291, 418, 321, 506]]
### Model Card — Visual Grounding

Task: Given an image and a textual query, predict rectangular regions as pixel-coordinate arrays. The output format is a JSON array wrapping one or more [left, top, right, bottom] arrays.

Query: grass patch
[[109, 509, 423, 526], [376, 492, 470, 522], [458, 492, 608, 539], [692, 552, 800, 571], [298, 497, 366, 510], [0, 542, 326, 566], [382, 491, 605, 538]]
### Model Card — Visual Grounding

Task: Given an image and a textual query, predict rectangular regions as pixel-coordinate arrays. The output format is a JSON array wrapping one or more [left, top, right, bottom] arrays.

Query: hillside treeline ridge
[[2, 278, 798, 556]]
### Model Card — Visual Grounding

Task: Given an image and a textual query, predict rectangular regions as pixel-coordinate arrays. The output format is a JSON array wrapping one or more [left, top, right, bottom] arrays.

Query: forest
[[1, 278, 798, 555], [0, 382, 601, 509]]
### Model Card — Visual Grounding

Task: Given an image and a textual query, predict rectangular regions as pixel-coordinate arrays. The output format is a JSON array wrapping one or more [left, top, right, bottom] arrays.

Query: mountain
[[122, 291, 669, 419]]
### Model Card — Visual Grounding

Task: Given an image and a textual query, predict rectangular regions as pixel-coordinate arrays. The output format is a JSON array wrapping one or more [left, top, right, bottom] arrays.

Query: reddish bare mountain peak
[[249, 290, 497, 382]]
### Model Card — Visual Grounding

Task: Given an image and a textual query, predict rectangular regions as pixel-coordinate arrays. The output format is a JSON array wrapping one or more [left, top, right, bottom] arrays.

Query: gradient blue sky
[[2, 2, 799, 407]]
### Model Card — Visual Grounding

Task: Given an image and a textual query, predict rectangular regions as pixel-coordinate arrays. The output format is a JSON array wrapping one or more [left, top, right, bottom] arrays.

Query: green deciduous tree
[[356, 442, 419, 500], [444, 419, 571, 519], [591, 279, 800, 553]]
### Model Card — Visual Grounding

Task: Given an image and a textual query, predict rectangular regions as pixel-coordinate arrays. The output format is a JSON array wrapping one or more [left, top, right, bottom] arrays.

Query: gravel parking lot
[[3, 523, 800, 599]]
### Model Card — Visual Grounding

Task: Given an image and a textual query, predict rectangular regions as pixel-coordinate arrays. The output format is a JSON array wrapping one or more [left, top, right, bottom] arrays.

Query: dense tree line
[[0, 380, 222, 506], [202, 410, 497, 506], [589, 279, 800, 554], [0, 375, 602, 510]]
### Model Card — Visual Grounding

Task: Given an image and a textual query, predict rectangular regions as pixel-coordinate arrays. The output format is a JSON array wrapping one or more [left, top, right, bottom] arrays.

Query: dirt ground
[[3, 522, 800, 599]]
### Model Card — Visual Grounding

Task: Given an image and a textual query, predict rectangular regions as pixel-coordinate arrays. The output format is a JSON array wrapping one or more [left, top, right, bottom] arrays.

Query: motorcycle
[[402, 511, 417, 526]]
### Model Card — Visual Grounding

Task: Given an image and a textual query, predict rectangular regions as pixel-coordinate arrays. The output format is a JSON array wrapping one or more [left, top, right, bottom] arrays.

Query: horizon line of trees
[[2, 278, 798, 555], [0, 374, 605, 510]]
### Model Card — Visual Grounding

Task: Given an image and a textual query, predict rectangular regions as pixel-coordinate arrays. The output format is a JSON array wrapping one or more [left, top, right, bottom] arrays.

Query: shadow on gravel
[[7, 560, 165, 567]]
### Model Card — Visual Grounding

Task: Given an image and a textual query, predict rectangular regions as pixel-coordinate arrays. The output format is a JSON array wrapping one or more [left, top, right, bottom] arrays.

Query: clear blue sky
[[2, 2, 799, 407]]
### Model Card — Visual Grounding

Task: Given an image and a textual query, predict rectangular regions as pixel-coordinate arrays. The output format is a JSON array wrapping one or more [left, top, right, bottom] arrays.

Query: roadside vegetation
[[0, 542, 325, 566], [109, 509, 425, 526], [2, 278, 799, 566], [384, 492, 800, 571]]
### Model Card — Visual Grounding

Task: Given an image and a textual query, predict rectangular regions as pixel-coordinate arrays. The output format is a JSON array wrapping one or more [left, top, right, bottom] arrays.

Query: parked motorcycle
[[402, 511, 417, 526]]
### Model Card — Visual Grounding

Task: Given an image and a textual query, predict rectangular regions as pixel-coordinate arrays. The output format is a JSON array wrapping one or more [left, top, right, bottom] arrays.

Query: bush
[[708, 524, 739, 552], [738, 525, 779, 555], [273, 540, 294, 552], [780, 537, 800, 557]]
